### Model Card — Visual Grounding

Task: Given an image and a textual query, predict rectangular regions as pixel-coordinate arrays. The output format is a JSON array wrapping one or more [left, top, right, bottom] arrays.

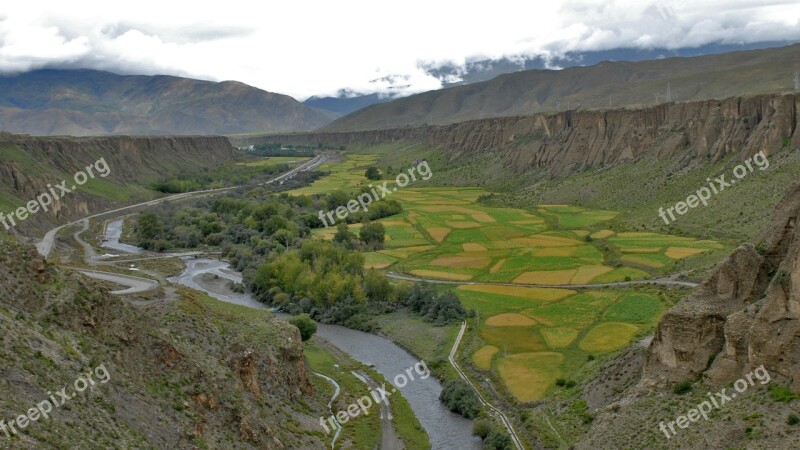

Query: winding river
[[169, 257, 481, 450]]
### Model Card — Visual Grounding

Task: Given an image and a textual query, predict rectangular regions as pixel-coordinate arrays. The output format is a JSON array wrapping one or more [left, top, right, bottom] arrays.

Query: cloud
[[0, 0, 799, 99]]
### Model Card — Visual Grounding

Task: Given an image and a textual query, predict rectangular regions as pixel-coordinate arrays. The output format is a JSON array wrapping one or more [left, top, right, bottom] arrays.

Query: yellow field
[[571, 265, 614, 284], [514, 270, 576, 285], [463, 243, 487, 252], [665, 247, 708, 259], [485, 313, 538, 327], [379, 245, 435, 259], [409, 269, 472, 281], [590, 229, 615, 239], [539, 328, 580, 348], [426, 227, 451, 243], [472, 345, 499, 370], [578, 322, 640, 353], [498, 352, 564, 402], [489, 259, 506, 273], [535, 247, 576, 257], [512, 235, 582, 247]]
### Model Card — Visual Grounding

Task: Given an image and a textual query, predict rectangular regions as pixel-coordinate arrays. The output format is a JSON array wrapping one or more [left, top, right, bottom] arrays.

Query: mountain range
[[0, 69, 338, 136], [325, 43, 800, 131]]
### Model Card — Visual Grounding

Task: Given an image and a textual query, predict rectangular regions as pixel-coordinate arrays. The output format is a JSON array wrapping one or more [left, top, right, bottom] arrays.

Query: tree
[[136, 212, 164, 249], [289, 314, 317, 341], [359, 222, 385, 249], [333, 222, 356, 247], [364, 269, 392, 302], [365, 166, 381, 180]]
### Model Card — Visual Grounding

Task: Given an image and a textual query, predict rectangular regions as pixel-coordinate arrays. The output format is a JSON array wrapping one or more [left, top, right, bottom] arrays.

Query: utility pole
[[666, 82, 672, 102], [794, 71, 799, 90]]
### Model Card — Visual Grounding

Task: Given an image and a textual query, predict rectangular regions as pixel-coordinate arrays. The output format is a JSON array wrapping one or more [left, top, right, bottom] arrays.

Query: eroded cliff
[[254, 92, 799, 177]]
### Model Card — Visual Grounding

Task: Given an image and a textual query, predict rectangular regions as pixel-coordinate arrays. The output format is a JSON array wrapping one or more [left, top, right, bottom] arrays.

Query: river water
[[101, 219, 144, 254], [169, 257, 481, 450]]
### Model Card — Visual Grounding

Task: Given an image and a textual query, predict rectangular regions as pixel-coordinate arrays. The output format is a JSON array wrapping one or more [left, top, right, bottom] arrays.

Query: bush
[[365, 166, 381, 180], [289, 314, 317, 341], [483, 428, 513, 450], [769, 385, 800, 402], [472, 420, 492, 440], [673, 380, 693, 395], [788, 414, 800, 425], [439, 380, 481, 419]]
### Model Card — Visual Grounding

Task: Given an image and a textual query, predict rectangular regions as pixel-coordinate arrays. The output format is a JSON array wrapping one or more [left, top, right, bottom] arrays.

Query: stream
[[169, 257, 481, 450]]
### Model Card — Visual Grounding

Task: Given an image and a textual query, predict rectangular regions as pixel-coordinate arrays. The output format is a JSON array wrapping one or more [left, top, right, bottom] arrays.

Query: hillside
[[0, 238, 328, 449], [0, 69, 337, 136], [571, 181, 800, 449], [0, 133, 243, 233], [324, 44, 800, 131]]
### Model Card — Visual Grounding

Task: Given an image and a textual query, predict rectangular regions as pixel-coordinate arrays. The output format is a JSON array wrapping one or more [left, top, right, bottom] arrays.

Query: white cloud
[[0, 0, 799, 99]]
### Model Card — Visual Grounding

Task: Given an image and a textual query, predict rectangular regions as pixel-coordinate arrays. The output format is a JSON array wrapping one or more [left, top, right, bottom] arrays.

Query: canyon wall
[[0, 133, 240, 231], [249, 93, 799, 176]]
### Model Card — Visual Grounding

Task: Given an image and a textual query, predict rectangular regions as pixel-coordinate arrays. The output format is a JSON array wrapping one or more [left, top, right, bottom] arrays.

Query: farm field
[[303, 154, 720, 402], [237, 156, 310, 168], [458, 285, 672, 402]]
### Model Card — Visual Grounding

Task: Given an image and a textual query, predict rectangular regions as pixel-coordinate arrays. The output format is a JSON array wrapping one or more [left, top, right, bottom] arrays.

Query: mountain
[[303, 93, 395, 115], [0, 69, 339, 136], [303, 41, 797, 116], [324, 43, 800, 131]]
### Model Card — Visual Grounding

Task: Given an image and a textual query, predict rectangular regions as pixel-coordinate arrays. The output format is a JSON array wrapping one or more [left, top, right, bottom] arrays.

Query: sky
[[1, 1, 799, 100]]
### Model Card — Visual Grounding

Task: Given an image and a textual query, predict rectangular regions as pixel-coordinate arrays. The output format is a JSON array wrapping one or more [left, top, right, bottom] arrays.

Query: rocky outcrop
[[255, 92, 799, 177], [645, 182, 800, 389]]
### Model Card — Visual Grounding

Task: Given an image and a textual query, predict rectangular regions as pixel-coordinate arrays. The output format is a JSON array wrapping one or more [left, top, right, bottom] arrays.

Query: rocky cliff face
[[0, 133, 240, 231], [258, 92, 799, 177], [646, 182, 800, 390]]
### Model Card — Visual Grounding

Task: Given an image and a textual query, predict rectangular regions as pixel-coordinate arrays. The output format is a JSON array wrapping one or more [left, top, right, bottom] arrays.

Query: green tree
[[365, 166, 381, 180], [359, 222, 385, 249], [439, 380, 481, 419], [333, 222, 356, 247], [136, 212, 164, 249], [364, 269, 391, 302], [289, 314, 317, 341], [484, 428, 513, 450]]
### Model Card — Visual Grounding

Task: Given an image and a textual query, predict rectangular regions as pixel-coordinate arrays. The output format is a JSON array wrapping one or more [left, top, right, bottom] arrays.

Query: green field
[[237, 156, 310, 167], [303, 154, 716, 403]]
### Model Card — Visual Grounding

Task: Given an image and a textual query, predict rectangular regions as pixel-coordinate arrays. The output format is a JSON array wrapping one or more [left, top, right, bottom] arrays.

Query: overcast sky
[[1, 1, 799, 100]]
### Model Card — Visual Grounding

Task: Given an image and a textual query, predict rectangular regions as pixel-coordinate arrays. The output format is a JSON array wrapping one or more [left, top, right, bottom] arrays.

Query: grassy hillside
[[327, 44, 800, 131]]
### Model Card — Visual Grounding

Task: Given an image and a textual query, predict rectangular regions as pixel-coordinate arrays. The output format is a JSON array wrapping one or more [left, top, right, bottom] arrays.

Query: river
[[169, 257, 481, 450]]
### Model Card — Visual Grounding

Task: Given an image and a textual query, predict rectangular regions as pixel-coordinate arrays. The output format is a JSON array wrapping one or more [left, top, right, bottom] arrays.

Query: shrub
[[472, 420, 492, 440], [788, 414, 800, 425], [289, 314, 317, 341], [673, 380, 693, 395], [439, 380, 481, 419], [769, 385, 800, 402], [483, 428, 513, 450]]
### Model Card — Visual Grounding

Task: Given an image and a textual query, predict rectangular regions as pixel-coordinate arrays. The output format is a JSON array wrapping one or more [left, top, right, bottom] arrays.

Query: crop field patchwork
[[303, 155, 719, 403]]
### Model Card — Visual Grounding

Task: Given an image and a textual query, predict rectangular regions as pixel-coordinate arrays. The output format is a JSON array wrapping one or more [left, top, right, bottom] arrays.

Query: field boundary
[[449, 321, 525, 450]]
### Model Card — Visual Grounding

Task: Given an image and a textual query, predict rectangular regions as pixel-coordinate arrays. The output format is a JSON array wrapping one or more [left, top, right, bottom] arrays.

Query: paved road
[[36, 155, 326, 259], [387, 271, 699, 289], [449, 321, 525, 450]]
